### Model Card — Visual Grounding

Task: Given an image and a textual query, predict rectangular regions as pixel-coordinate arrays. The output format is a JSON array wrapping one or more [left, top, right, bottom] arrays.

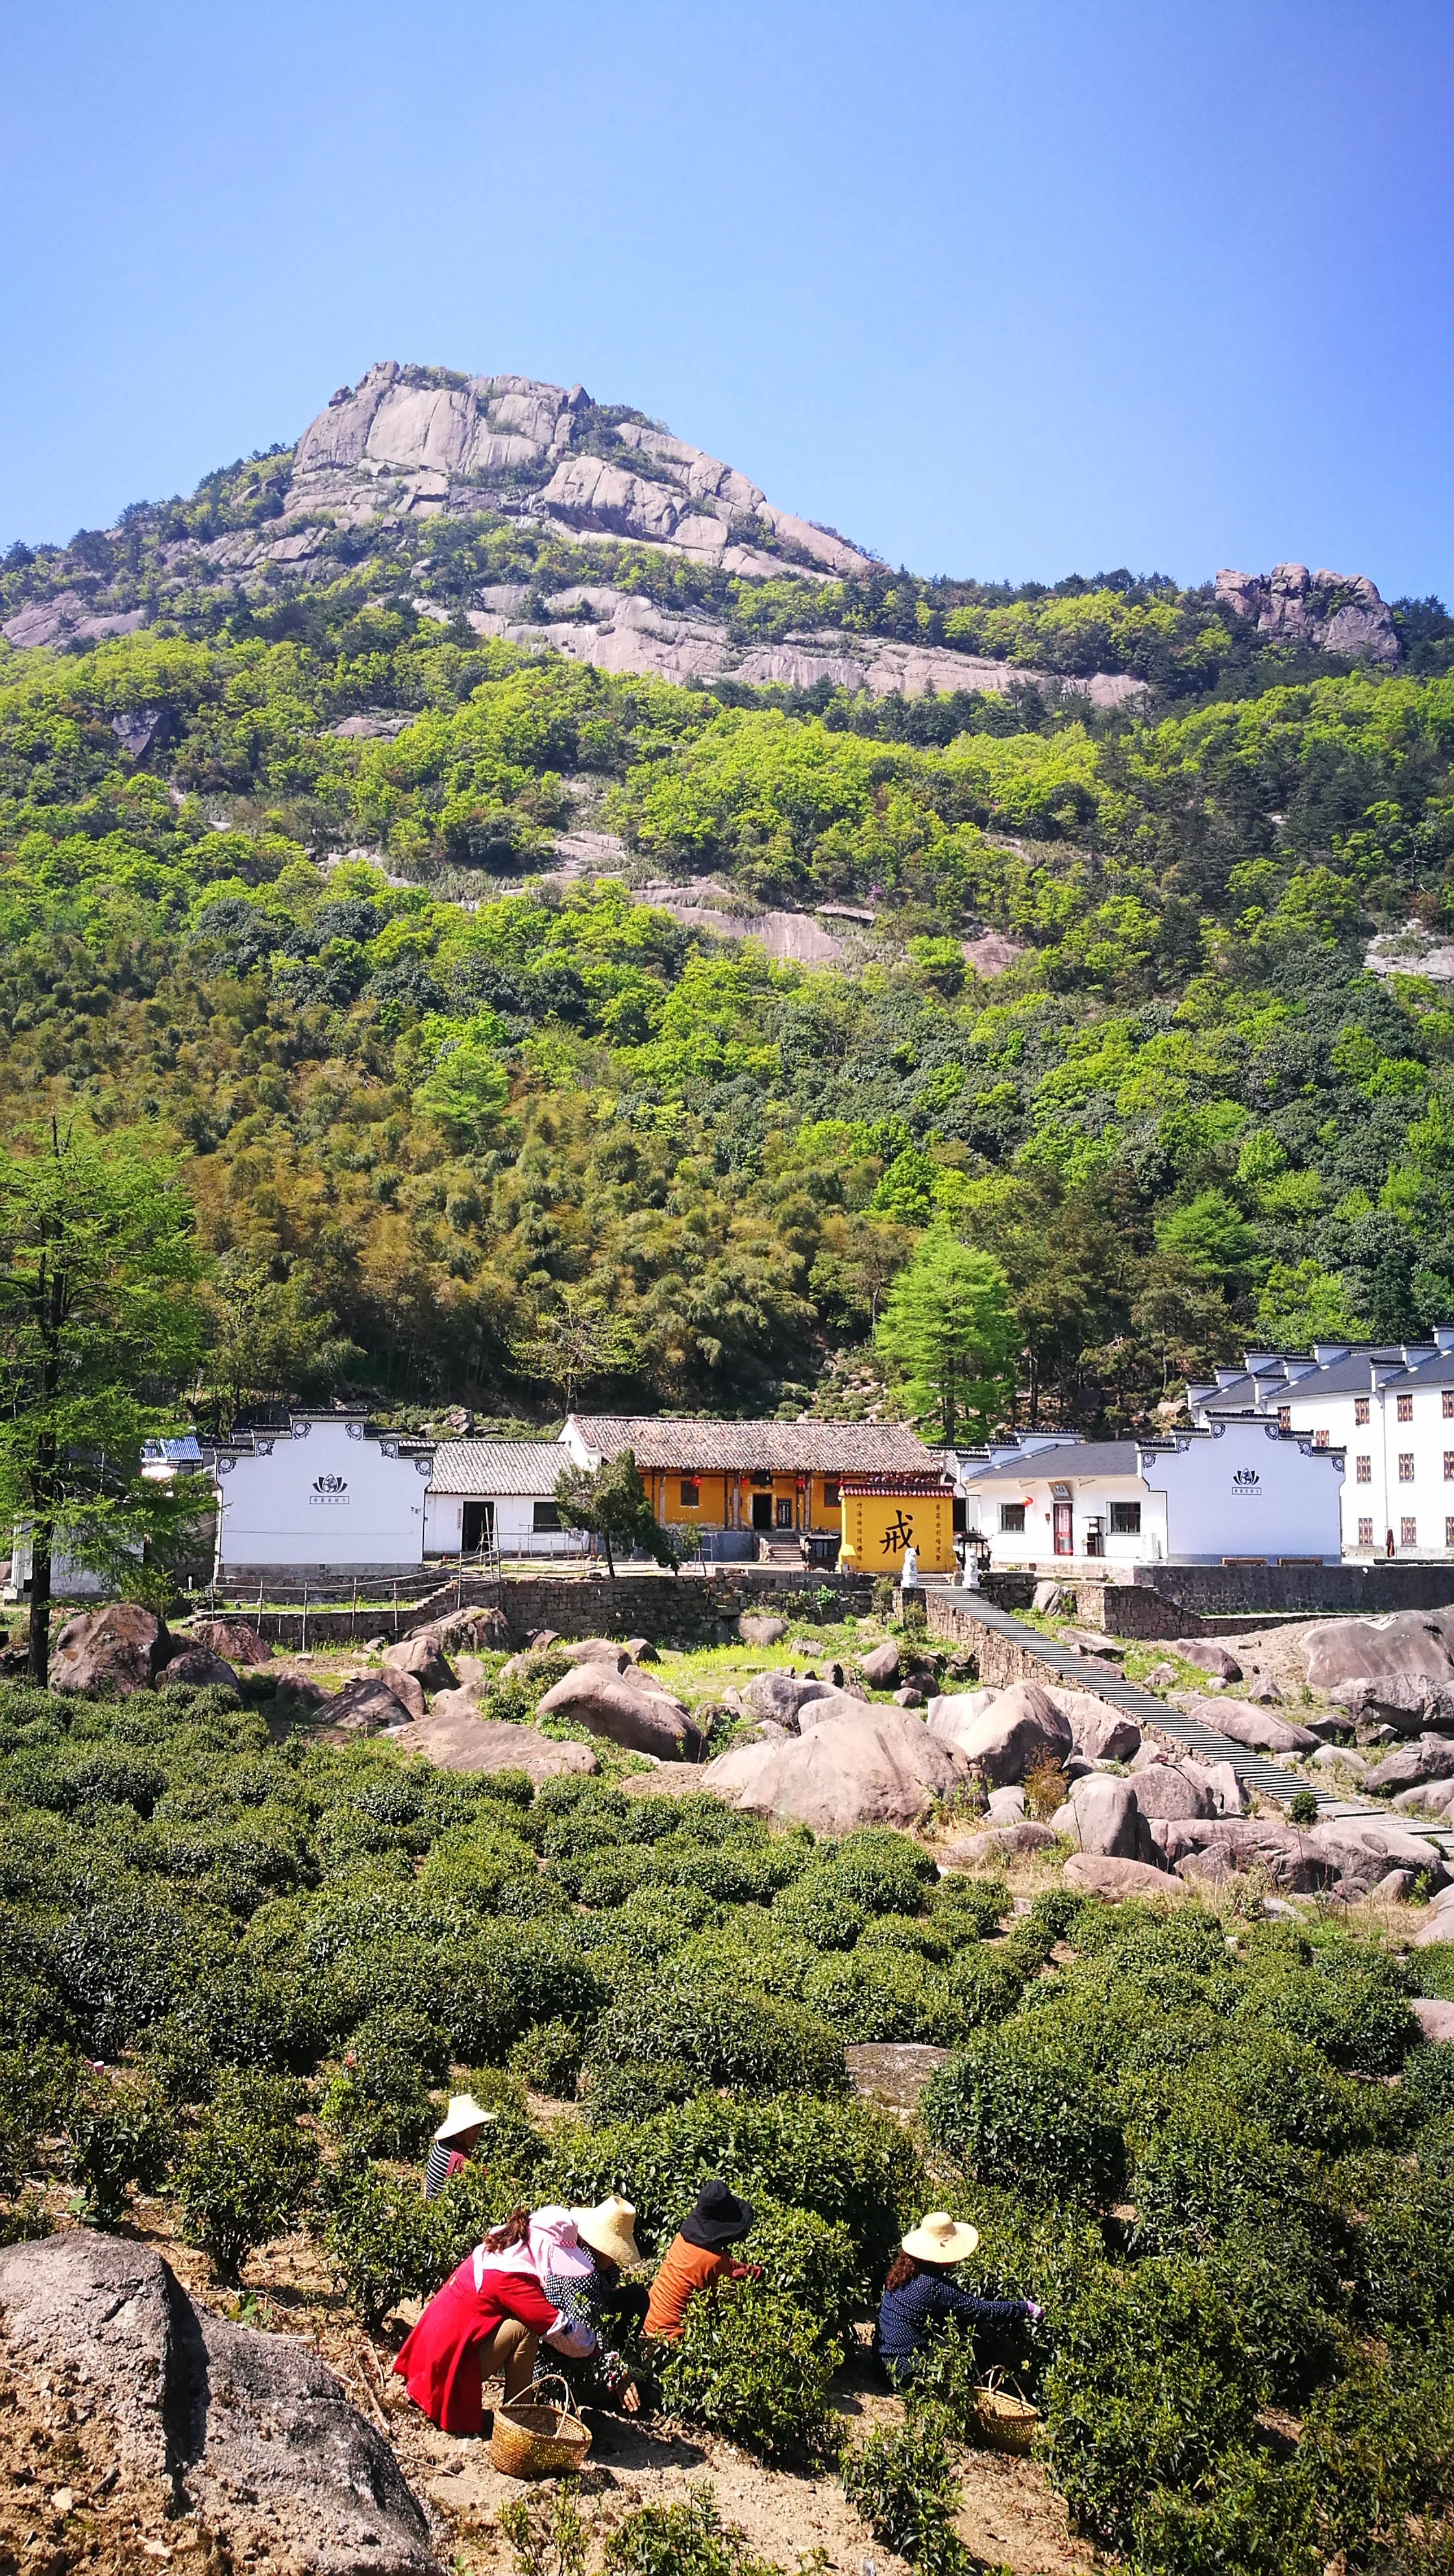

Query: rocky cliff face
[[1214, 562, 1399, 663], [289, 360, 876, 577]]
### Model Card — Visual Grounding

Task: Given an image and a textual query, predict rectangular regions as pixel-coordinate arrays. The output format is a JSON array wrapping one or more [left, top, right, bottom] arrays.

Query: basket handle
[[528, 2370, 585, 2424]]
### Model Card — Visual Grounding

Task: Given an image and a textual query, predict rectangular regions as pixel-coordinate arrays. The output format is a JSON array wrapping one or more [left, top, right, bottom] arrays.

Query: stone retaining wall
[[926, 1592, 1064, 1689], [227, 1567, 874, 1652]]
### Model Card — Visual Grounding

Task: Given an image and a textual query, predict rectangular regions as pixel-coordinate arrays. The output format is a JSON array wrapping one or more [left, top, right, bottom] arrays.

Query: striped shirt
[[424, 2143, 466, 2201]]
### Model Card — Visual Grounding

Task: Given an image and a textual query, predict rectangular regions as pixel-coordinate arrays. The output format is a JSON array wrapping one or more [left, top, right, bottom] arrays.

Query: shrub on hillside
[[317, 2142, 434, 2327], [176, 2070, 317, 2281], [841, 2415, 970, 2576], [62, 2070, 173, 2229], [1335, 2151, 1454, 2333], [321, 2007, 443, 2156], [545, 2090, 923, 2281], [510, 2016, 584, 2099], [741, 2195, 857, 2336], [653, 2275, 837, 2464], [1237, 1942, 1418, 2075], [1405, 2040, 1454, 2122], [804, 1950, 959, 2046], [824, 1826, 936, 1916], [930, 1874, 1010, 1938], [584, 2056, 698, 2126], [419, 1820, 541, 1907], [770, 1870, 866, 1951], [602, 2486, 791, 2576], [920, 2025, 1125, 2207], [589, 1981, 844, 2098], [1040, 2257, 1261, 2559], [1130, 2094, 1328, 2260]]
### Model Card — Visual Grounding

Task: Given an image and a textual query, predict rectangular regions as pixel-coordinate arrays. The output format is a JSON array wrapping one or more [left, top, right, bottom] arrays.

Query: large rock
[[1064, 1852, 1187, 1901], [927, 1679, 1072, 1785], [1186, 1698, 1320, 1755], [796, 1686, 887, 1733], [1214, 563, 1400, 662], [1302, 1610, 1454, 1728], [393, 1702, 597, 1779], [941, 1820, 1063, 1866], [859, 1639, 901, 1688], [383, 1629, 456, 1691], [1176, 1639, 1243, 1682], [702, 1706, 968, 1832], [0, 2231, 436, 2573], [987, 1786, 1027, 1822], [1303, 1818, 1449, 1894], [739, 1614, 789, 1646], [1049, 1690, 1141, 1763], [1366, 1735, 1454, 1795], [1412, 1998, 1454, 2043], [328, 1669, 425, 1730], [535, 1661, 701, 1759], [847, 2042, 950, 2109], [158, 1646, 241, 1691], [49, 1602, 172, 1694], [1127, 1761, 1216, 1823], [743, 1668, 834, 1725], [561, 1636, 633, 1670], [1059, 1776, 1144, 1857], [1174, 1820, 1338, 1895], [182, 1618, 271, 1670]]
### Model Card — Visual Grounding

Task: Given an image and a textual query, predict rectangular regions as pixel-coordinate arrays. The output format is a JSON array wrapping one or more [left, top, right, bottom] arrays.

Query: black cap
[[680, 2176, 754, 2250]]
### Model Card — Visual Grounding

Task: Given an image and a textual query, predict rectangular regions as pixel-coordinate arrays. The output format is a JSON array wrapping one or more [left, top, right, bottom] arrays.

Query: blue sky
[[3, 1, 1451, 599]]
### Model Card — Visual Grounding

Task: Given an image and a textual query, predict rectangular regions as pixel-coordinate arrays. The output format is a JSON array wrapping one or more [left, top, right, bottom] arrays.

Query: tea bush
[[62, 2070, 172, 2229], [841, 2416, 970, 2576], [6, 1672, 1453, 2567], [588, 1980, 844, 2098], [653, 2275, 838, 2463], [510, 2016, 584, 2099], [741, 2194, 858, 2336], [921, 2024, 1126, 2207], [602, 2486, 790, 2576], [317, 2141, 434, 2327], [175, 2070, 318, 2281]]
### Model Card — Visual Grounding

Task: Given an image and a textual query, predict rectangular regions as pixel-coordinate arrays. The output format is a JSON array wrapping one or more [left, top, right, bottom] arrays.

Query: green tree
[[511, 1282, 637, 1410], [552, 1446, 678, 1578], [200, 1249, 365, 1433], [875, 1232, 1017, 1446], [0, 1125, 206, 1684]]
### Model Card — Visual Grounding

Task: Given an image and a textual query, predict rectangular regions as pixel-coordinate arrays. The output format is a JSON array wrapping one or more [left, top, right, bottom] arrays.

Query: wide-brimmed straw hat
[[434, 2094, 497, 2146], [570, 2195, 641, 2269], [902, 2212, 980, 2265], [681, 2177, 754, 2251]]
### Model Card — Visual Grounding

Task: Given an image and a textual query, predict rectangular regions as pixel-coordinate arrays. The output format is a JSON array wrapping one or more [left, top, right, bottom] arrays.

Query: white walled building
[[959, 1419, 1344, 1571], [1190, 1330, 1454, 1559], [423, 1442, 580, 1560], [212, 1416, 434, 1576]]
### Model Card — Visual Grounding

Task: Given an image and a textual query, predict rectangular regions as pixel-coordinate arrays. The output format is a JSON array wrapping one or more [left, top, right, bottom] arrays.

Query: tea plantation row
[[1, 1679, 1452, 2575]]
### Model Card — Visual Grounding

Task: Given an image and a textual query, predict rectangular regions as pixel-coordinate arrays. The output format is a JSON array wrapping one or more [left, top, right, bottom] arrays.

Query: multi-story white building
[[1189, 1328, 1454, 1559]]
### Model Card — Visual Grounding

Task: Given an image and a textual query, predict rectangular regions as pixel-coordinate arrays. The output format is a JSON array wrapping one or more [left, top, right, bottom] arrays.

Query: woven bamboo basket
[[489, 2375, 593, 2479], [970, 2381, 1039, 2456]]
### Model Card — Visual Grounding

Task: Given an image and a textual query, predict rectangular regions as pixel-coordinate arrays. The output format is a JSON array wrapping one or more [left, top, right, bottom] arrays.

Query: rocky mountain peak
[[288, 360, 876, 578], [1214, 561, 1399, 663]]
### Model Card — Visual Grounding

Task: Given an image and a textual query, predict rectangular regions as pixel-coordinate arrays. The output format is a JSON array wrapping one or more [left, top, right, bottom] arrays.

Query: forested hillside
[[5, 435, 1454, 1433]]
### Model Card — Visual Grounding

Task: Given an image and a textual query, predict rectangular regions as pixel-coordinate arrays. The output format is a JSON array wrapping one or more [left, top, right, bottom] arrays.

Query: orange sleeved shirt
[[643, 2233, 748, 2341]]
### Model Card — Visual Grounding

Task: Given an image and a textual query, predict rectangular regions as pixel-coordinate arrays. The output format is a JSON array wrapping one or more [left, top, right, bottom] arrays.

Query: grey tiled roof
[[567, 1416, 935, 1474], [961, 1441, 1142, 1486], [430, 1441, 572, 1496]]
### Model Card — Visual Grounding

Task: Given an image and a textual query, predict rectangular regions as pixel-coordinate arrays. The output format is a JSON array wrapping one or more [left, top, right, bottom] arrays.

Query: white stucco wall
[[216, 1420, 430, 1570], [1150, 1422, 1343, 1562], [962, 1472, 1168, 1568]]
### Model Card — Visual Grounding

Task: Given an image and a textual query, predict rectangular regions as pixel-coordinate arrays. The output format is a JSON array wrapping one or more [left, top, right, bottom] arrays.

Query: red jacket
[[393, 2255, 558, 2433]]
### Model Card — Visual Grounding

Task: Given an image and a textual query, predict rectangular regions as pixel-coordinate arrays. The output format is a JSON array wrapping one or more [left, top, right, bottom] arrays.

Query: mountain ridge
[[0, 362, 1415, 708]]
